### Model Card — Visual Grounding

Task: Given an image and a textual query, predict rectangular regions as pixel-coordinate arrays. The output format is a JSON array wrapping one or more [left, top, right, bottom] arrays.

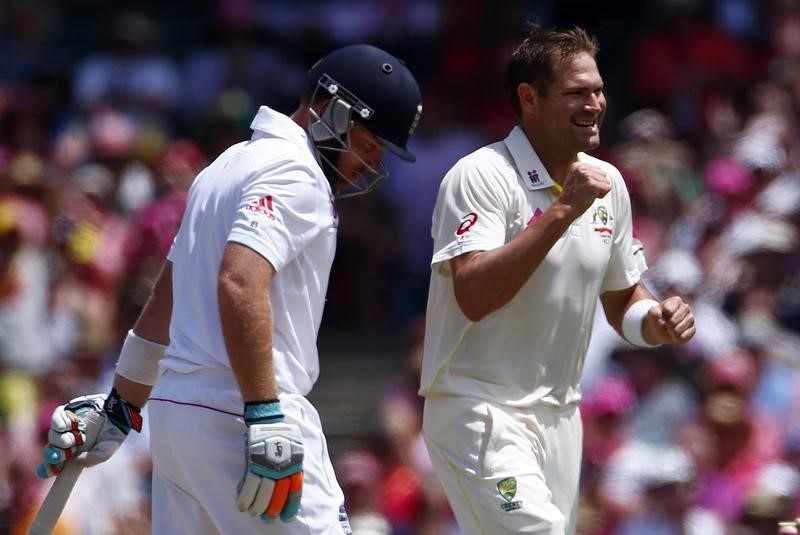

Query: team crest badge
[[596, 206, 609, 225], [498, 477, 516, 502], [591, 205, 613, 244], [497, 477, 522, 512]]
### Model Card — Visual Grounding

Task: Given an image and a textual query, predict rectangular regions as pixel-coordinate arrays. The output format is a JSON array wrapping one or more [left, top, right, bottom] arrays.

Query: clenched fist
[[642, 296, 696, 345], [557, 162, 611, 218]]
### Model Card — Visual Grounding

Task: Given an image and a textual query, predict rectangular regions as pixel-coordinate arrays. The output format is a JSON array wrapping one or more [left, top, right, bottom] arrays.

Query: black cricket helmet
[[306, 44, 422, 197]]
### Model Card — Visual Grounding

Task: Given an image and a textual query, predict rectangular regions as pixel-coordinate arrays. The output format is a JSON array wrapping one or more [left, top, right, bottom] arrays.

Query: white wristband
[[115, 329, 167, 386], [622, 299, 662, 348]]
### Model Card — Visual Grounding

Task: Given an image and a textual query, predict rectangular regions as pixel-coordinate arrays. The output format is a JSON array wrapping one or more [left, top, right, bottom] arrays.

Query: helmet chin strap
[[312, 136, 390, 199], [314, 141, 343, 189]]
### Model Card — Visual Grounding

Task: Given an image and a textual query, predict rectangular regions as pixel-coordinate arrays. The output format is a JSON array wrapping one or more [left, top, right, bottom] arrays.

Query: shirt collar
[[503, 125, 558, 191], [249, 105, 308, 145]]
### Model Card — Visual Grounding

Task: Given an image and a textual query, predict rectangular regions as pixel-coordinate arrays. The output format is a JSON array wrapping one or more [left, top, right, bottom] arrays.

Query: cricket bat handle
[[29, 462, 83, 534]]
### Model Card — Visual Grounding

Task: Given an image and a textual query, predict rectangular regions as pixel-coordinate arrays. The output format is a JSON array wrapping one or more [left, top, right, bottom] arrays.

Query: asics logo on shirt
[[456, 212, 478, 236]]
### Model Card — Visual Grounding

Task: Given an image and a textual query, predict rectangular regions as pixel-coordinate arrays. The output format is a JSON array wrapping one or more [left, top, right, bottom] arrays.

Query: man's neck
[[290, 106, 309, 129], [528, 135, 577, 186]]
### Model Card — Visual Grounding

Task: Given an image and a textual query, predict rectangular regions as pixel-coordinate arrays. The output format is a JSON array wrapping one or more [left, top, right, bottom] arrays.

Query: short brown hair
[[505, 22, 599, 117]]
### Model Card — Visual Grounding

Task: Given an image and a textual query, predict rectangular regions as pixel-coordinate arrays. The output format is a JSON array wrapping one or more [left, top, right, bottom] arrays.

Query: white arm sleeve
[[115, 330, 167, 386], [622, 299, 661, 348]]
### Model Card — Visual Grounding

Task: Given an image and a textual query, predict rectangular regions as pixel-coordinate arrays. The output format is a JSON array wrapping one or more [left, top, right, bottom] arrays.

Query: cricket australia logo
[[497, 477, 522, 512], [591, 205, 613, 244]]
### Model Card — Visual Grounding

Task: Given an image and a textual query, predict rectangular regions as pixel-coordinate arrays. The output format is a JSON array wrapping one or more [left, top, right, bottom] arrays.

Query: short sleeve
[[227, 162, 323, 271], [430, 156, 511, 275], [601, 169, 647, 292]]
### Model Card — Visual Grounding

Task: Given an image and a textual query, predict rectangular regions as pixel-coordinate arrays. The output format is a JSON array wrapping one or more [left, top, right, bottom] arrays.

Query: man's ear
[[517, 83, 538, 115]]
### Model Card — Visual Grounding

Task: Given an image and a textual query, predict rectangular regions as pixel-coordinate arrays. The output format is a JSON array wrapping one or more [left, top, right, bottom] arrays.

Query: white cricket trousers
[[422, 395, 582, 535], [148, 368, 351, 534]]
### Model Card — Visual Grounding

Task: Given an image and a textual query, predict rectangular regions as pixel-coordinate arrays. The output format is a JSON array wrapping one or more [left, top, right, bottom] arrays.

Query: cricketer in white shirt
[[149, 105, 348, 534], [161, 105, 337, 396], [421, 126, 644, 406], [420, 126, 645, 535], [36, 43, 425, 535]]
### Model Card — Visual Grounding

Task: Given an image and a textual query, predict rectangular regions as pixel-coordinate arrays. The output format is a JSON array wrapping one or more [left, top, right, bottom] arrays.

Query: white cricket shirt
[[161, 106, 337, 396], [419, 126, 645, 407]]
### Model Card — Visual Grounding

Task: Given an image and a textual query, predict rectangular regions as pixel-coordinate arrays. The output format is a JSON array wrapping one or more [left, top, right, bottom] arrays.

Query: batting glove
[[236, 400, 304, 523], [36, 388, 143, 478]]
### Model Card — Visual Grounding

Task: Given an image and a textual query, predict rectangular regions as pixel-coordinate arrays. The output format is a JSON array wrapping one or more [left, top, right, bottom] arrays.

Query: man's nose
[[585, 94, 603, 113]]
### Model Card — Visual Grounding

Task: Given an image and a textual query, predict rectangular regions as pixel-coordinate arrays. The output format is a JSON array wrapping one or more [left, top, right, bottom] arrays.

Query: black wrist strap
[[104, 387, 143, 434]]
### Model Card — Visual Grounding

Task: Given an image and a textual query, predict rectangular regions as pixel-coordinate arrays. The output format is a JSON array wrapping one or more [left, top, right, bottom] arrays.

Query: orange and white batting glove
[[236, 400, 304, 523]]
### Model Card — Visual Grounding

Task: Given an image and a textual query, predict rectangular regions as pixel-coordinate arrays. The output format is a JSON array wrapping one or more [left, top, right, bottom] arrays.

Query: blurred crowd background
[[1, 0, 799, 534]]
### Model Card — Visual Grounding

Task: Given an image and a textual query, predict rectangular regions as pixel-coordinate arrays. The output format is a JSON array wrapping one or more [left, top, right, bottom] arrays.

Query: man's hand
[[36, 389, 142, 478], [642, 296, 696, 345], [557, 162, 611, 218], [236, 401, 304, 523]]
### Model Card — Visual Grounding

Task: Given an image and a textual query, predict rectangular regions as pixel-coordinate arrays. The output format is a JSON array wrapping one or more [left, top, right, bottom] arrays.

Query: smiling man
[[419, 24, 696, 534]]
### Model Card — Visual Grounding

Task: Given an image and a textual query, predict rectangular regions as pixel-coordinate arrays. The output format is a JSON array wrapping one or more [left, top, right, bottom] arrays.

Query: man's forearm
[[218, 272, 278, 402], [453, 202, 575, 321], [218, 243, 280, 403], [131, 261, 173, 346], [113, 261, 173, 407]]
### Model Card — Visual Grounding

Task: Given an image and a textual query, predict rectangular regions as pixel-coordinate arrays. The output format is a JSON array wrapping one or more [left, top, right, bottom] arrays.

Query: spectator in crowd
[[686, 350, 784, 524], [607, 442, 725, 535], [72, 10, 180, 115]]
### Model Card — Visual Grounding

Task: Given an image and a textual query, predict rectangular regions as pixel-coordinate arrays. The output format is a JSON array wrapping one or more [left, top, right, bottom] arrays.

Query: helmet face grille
[[306, 44, 422, 162], [318, 74, 373, 121], [307, 84, 389, 199]]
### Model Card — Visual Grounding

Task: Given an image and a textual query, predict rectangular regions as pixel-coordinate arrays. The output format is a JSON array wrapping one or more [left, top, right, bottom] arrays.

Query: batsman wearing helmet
[[36, 44, 422, 534], [419, 24, 695, 534]]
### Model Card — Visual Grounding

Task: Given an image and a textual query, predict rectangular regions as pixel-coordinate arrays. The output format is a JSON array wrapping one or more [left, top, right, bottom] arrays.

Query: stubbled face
[[530, 51, 606, 158], [335, 122, 385, 190]]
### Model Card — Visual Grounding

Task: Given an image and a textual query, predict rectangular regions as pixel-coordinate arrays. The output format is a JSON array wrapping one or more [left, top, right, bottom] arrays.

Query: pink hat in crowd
[[707, 350, 758, 392], [703, 158, 753, 197], [89, 109, 138, 156], [581, 376, 636, 419]]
